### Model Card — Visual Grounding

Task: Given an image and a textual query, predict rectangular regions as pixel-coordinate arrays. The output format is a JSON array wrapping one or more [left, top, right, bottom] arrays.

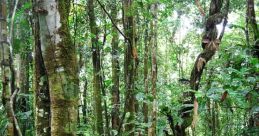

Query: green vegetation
[[0, 0, 258, 136]]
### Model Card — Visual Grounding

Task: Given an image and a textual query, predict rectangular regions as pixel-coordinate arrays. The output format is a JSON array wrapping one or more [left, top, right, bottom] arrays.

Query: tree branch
[[195, 0, 205, 17], [10, 89, 22, 136], [95, 0, 129, 42]]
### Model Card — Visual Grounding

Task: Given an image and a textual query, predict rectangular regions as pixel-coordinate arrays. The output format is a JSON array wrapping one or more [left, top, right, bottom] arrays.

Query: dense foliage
[[0, 0, 258, 136]]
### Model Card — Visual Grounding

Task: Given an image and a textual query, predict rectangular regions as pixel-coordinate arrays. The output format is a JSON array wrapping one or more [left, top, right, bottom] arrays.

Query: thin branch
[[10, 0, 19, 53], [10, 89, 22, 136], [195, 0, 205, 17], [95, 0, 129, 42]]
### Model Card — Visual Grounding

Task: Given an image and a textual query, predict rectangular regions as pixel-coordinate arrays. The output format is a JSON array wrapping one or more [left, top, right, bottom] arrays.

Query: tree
[[0, 0, 18, 135], [246, 0, 259, 129], [32, 1, 51, 134], [37, 0, 79, 135], [175, 0, 230, 135], [148, 3, 158, 136], [246, 0, 259, 58], [111, 0, 120, 132], [122, 0, 136, 134], [87, 0, 104, 134]]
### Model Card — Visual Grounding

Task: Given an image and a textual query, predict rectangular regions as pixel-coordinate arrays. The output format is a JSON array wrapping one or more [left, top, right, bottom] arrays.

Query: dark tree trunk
[[143, 5, 150, 133], [87, 0, 104, 135], [123, 0, 136, 135], [246, 0, 259, 130], [247, 0, 259, 58], [33, 8, 51, 135], [82, 80, 88, 124], [175, 0, 230, 135], [111, 0, 120, 132]]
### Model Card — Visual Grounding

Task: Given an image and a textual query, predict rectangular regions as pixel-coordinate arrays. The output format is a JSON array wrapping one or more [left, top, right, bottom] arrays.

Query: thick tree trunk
[[37, 1, 79, 135], [111, 0, 120, 132], [87, 0, 104, 135], [123, 0, 136, 134], [175, 0, 229, 135]]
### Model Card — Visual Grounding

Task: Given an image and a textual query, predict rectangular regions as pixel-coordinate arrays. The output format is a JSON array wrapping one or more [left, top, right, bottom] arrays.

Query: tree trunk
[[87, 0, 104, 135], [143, 5, 150, 133], [123, 0, 136, 134], [111, 0, 120, 132], [37, 1, 79, 135], [148, 3, 158, 136], [247, 0, 259, 57], [32, 2, 51, 134], [175, 0, 230, 135], [246, 0, 259, 129], [82, 80, 88, 124], [0, 0, 15, 135]]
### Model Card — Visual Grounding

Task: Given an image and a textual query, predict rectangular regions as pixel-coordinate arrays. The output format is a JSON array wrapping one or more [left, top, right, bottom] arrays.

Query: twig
[[10, 0, 19, 53], [95, 0, 129, 42], [10, 89, 22, 136], [195, 0, 205, 17]]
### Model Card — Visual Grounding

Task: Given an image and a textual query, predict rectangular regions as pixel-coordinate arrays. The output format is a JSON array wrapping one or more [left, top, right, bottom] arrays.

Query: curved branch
[[10, 89, 22, 136], [95, 0, 129, 42]]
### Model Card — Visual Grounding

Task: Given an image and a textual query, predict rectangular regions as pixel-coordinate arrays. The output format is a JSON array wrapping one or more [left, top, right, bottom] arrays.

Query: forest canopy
[[0, 0, 258, 136]]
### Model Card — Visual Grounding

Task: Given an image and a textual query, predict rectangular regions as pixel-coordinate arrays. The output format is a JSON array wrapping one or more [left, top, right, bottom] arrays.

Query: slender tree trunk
[[123, 0, 136, 134], [37, 1, 79, 135], [15, 2, 31, 135], [246, 0, 259, 129], [87, 0, 104, 135], [143, 5, 150, 133], [33, 6, 51, 135], [0, 0, 18, 135], [175, 0, 230, 135], [16, 51, 30, 135], [82, 80, 88, 124], [1, 1, 13, 135], [247, 0, 259, 58], [111, 0, 120, 132], [148, 3, 158, 136]]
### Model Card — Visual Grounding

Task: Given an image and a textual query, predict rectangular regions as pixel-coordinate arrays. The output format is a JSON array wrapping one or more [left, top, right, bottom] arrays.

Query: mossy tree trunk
[[111, 0, 120, 132], [123, 0, 136, 135], [175, 0, 230, 135], [143, 5, 150, 134], [37, 0, 79, 135], [246, 0, 259, 129], [87, 0, 104, 135], [15, 1, 32, 135], [0, 0, 17, 135], [148, 3, 158, 136], [247, 0, 259, 57]]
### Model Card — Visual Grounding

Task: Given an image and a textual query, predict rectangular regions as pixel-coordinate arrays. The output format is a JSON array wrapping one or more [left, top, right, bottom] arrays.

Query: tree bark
[[111, 0, 120, 132], [175, 0, 229, 135], [37, 0, 79, 135], [0, 0, 15, 135], [246, 0, 259, 129], [143, 5, 150, 133], [32, 1, 51, 134], [123, 0, 136, 134], [247, 0, 259, 58], [87, 0, 104, 135], [148, 3, 158, 136]]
